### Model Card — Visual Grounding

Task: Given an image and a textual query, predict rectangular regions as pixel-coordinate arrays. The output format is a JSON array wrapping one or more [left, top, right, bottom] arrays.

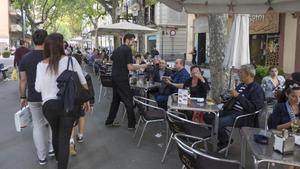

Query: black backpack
[[56, 57, 90, 114]]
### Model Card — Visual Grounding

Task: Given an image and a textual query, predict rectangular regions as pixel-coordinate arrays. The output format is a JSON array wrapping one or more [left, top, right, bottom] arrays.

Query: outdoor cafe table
[[167, 96, 220, 152], [130, 82, 161, 96], [241, 127, 300, 169]]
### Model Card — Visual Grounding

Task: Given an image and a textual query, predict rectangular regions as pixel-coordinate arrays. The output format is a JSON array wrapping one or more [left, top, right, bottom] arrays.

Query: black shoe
[[39, 159, 47, 165], [105, 122, 121, 127], [127, 124, 136, 131]]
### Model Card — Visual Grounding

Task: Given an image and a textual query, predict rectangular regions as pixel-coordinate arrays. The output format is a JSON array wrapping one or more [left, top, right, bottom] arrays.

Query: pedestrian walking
[[14, 39, 29, 68], [35, 33, 91, 169], [19, 29, 54, 165], [69, 53, 95, 156]]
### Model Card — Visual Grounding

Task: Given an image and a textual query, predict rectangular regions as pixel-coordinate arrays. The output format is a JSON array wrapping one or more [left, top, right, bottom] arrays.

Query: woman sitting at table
[[171, 65, 210, 122], [169, 65, 210, 97], [183, 65, 210, 98], [268, 80, 300, 130]]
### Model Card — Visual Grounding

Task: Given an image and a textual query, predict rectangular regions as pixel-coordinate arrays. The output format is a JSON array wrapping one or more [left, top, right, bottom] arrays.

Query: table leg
[[213, 113, 219, 152], [241, 132, 247, 168], [144, 89, 149, 111]]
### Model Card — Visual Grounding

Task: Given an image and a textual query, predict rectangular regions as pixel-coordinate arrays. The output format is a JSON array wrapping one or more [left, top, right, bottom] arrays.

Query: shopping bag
[[14, 106, 32, 132], [11, 68, 18, 80]]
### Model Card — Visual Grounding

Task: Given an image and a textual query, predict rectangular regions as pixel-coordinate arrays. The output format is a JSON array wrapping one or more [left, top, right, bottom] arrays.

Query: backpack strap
[[67, 56, 74, 71]]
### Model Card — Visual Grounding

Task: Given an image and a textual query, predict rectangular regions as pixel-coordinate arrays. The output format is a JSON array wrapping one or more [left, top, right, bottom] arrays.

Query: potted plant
[[2, 50, 11, 58]]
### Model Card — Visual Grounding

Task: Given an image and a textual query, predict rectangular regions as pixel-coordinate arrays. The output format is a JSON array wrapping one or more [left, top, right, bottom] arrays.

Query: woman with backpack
[[35, 33, 91, 169]]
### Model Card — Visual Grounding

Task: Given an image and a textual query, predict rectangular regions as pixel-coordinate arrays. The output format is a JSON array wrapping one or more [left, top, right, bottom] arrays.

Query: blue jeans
[[218, 111, 240, 145], [155, 95, 168, 110]]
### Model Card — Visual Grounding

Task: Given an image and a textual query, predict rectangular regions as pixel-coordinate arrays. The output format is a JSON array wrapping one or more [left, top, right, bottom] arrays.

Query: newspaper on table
[[14, 106, 32, 132]]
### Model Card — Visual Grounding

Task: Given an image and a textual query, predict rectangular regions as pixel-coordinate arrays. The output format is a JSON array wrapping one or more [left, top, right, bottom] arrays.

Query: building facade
[[144, 3, 187, 61], [187, 12, 300, 74], [0, 0, 10, 54]]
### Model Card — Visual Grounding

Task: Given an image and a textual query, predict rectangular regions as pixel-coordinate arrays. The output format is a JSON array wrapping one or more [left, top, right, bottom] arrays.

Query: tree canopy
[[12, 0, 111, 40]]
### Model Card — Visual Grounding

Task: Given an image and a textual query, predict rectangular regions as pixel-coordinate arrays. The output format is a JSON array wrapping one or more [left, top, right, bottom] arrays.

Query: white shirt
[[35, 56, 87, 104]]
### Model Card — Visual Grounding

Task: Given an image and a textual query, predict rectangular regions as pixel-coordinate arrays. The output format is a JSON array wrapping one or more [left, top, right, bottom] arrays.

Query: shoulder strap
[[67, 56, 74, 71]]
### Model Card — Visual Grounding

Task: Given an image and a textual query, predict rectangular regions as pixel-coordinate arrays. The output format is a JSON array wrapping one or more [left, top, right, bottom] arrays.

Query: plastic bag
[[11, 68, 18, 80], [14, 106, 32, 132]]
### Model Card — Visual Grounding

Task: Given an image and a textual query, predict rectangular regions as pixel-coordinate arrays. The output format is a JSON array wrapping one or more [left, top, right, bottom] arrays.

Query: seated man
[[144, 58, 159, 79], [153, 59, 172, 82], [155, 59, 190, 109], [207, 64, 265, 149]]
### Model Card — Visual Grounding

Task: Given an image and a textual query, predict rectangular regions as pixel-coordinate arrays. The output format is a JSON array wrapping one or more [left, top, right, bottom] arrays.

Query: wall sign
[[249, 12, 279, 34], [170, 30, 176, 36]]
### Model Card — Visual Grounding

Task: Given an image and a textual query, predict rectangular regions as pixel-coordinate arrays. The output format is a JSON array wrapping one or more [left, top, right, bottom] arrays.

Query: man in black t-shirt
[[105, 34, 148, 129], [19, 29, 54, 165]]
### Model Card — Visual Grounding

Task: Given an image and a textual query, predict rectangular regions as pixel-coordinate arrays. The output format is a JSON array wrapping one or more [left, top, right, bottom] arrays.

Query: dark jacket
[[234, 82, 265, 114], [153, 68, 173, 82], [231, 82, 265, 127], [268, 102, 300, 129]]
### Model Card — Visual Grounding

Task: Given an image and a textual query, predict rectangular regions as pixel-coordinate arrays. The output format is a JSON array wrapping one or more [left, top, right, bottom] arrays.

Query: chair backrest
[[174, 133, 241, 169], [166, 111, 186, 134], [176, 138, 198, 169], [194, 150, 241, 169], [133, 96, 166, 116], [100, 75, 113, 87], [167, 111, 213, 138], [234, 109, 262, 128]]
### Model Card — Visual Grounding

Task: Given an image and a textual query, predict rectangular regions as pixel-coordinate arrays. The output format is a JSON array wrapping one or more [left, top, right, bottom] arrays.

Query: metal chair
[[119, 102, 127, 124], [98, 74, 113, 103], [174, 133, 243, 169], [220, 110, 261, 157], [162, 110, 213, 163], [133, 96, 167, 147]]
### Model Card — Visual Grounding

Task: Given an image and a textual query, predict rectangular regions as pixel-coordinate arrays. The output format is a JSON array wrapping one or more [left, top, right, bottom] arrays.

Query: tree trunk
[[112, 16, 120, 48], [110, 4, 120, 48], [208, 14, 228, 103], [94, 23, 99, 49], [137, 0, 146, 54]]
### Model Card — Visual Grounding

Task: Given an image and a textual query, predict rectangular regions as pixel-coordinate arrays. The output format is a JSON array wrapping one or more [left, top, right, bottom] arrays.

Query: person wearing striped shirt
[[217, 64, 265, 149]]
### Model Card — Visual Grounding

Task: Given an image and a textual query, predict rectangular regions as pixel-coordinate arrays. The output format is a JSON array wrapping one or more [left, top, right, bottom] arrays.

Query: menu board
[[178, 89, 189, 105]]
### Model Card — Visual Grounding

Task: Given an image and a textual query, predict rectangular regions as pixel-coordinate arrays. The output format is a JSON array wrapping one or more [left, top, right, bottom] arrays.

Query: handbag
[[222, 97, 237, 111], [14, 106, 32, 132]]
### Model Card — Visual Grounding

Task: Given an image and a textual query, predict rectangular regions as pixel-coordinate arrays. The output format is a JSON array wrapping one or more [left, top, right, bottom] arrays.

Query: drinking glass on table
[[291, 119, 300, 134]]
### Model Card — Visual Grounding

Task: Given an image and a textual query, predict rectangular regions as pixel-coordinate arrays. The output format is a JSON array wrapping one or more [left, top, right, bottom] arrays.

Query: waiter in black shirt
[[105, 34, 148, 129]]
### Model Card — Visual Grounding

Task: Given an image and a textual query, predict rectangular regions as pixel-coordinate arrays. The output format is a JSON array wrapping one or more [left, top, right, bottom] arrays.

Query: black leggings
[[43, 99, 75, 169]]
